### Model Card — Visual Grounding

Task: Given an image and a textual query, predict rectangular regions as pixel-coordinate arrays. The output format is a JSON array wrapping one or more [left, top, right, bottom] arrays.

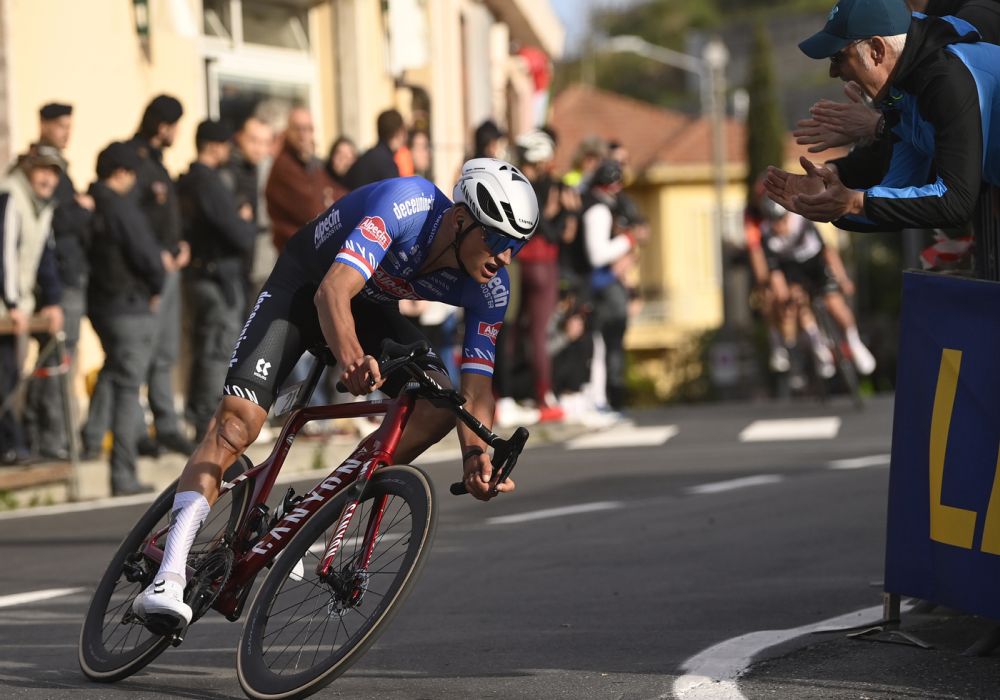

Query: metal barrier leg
[[842, 593, 934, 648]]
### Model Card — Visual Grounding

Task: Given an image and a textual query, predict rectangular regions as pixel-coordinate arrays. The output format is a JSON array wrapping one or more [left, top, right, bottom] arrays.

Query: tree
[[744, 20, 785, 208]]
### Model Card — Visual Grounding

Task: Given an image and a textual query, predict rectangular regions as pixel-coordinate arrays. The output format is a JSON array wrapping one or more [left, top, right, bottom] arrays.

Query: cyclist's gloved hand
[[463, 450, 515, 501], [340, 354, 383, 396]]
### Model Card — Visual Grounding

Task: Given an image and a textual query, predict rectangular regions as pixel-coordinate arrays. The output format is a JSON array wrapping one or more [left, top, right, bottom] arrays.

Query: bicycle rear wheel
[[237, 465, 436, 700], [79, 458, 251, 682]]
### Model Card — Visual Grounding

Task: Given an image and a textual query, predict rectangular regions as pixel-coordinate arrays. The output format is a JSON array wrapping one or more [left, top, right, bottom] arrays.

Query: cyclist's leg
[[823, 290, 876, 375], [394, 370, 459, 464]]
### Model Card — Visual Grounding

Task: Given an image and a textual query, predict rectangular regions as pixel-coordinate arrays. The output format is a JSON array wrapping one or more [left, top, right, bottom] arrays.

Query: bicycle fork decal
[[318, 502, 359, 576], [928, 348, 1000, 554]]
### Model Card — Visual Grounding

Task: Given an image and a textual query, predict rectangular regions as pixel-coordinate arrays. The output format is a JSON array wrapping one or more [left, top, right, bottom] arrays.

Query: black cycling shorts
[[224, 254, 448, 411], [776, 256, 840, 297]]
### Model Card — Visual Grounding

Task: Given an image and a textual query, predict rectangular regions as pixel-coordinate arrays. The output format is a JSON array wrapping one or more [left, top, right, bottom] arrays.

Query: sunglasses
[[480, 225, 526, 256], [830, 39, 866, 65]]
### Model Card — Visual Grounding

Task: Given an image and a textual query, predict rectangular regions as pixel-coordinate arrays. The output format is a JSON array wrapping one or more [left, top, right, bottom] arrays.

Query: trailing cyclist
[[131, 158, 539, 634], [748, 196, 876, 380]]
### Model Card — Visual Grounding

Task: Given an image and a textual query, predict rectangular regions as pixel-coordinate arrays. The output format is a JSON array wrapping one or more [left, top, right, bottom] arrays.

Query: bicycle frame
[[140, 378, 421, 621]]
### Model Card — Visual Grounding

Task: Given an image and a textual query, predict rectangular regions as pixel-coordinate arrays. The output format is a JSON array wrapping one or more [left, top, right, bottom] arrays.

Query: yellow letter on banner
[[980, 448, 1000, 555], [928, 349, 978, 549]]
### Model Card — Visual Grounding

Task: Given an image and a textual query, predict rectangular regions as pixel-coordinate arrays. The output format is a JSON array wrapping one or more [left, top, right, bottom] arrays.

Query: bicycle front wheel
[[79, 458, 251, 682], [237, 465, 436, 700]]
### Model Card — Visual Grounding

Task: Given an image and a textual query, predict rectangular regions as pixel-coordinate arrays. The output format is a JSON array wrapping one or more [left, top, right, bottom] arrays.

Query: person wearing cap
[[122, 93, 194, 459], [0, 147, 65, 465], [177, 119, 257, 441], [344, 108, 407, 190], [765, 0, 1000, 237], [81, 142, 164, 494]]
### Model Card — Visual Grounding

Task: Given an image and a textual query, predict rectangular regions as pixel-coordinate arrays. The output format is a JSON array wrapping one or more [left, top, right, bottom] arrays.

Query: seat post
[[294, 353, 329, 411]]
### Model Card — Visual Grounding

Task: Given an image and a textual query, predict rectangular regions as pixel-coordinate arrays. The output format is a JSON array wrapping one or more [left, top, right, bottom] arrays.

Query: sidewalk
[[0, 418, 590, 510], [742, 605, 1000, 699]]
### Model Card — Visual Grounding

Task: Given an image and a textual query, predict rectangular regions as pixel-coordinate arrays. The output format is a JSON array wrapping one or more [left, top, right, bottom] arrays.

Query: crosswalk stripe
[[739, 417, 841, 442], [566, 425, 678, 450]]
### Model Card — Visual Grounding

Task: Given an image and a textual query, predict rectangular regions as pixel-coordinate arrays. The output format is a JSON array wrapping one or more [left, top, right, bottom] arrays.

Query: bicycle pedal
[[169, 628, 186, 647], [143, 613, 187, 638]]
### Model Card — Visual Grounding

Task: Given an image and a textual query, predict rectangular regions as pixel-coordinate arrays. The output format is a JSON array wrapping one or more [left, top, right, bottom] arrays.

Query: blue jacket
[[833, 14, 1000, 230]]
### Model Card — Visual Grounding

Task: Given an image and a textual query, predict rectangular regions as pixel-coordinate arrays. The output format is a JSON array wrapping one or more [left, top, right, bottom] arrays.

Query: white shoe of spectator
[[769, 346, 790, 373], [848, 338, 877, 376], [813, 343, 836, 379], [495, 397, 540, 428]]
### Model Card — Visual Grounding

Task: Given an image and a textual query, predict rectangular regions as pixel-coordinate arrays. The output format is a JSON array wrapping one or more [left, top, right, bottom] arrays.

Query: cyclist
[[751, 197, 876, 379], [132, 157, 539, 632]]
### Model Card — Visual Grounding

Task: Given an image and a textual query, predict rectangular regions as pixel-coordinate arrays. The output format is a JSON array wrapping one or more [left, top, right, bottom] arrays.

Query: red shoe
[[537, 404, 565, 423]]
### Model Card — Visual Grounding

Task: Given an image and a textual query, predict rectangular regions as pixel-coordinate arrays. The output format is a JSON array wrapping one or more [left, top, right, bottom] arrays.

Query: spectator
[[83, 142, 164, 494], [264, 105, 329, 252], [324, 136, 356, 202], [0, 147, 64, 465], [178, 120, 257, 441], [576, 159, 645, 412], [220, 115, 274, 309], [410, 130, 432, 178], [119, 94, 193, 458], [23, 103, 93, 461], [345, 108, 407, 189], [767, 1, 1000, 236], [563, 136, 607, 192], [473, 119, 506, 160], [512, 129, 581, 422]]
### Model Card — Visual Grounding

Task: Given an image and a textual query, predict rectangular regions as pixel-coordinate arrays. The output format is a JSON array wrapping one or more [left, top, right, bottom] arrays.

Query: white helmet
[[453, 158, 538, 241], [515, 129, 555, 164]]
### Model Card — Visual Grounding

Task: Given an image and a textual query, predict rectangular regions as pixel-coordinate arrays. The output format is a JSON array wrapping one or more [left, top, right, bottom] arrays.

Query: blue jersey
[[283, 177, 507, 378]]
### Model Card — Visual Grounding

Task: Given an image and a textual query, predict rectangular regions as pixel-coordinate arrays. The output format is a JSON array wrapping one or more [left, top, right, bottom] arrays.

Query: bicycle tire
[[79, 458, 251, 682], [237, 465, 436, 700], [814, 302, 864, 409]]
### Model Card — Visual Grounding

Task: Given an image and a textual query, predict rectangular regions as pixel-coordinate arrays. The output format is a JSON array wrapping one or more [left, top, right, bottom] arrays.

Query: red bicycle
[[78, 340, 528, 699]]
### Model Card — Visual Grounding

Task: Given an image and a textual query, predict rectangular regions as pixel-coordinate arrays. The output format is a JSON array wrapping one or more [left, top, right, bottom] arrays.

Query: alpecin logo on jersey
[[477, 321, 501, 345], [372, 268, 417, 299], [392, 194, 434, 220], [359, 216, 390, 250], [481, 275, 509, 309], [314, 208, 342, 249]]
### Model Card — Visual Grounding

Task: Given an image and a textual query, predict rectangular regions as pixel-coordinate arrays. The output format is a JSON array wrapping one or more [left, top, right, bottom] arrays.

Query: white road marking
[[671, 601, 910, 700], [486, 501, 623, 525], [828, 454, 891, 470], [567, 425, 678, 450], [739, 417, 841, 442], [686, 475, 783, 495], [0, 588, 83, 609]]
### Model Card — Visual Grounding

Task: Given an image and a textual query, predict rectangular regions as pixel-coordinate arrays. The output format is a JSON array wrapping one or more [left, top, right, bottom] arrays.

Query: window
[[203, 0, 233, 40], [202, 0, 311, 51]]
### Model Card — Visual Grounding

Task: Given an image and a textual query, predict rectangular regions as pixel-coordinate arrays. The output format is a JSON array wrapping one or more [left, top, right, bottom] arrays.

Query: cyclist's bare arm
[[458, 372, 513, 501], [314, 263, 382, 394]]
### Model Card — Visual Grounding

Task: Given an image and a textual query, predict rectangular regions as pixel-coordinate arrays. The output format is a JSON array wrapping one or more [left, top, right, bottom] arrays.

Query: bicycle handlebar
[[335, 339, 529, 496]]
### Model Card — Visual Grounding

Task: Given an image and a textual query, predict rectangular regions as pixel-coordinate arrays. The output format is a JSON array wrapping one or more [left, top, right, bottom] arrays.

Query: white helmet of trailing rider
[[453, 158, 539, 241], [515, 129, 555, 164]]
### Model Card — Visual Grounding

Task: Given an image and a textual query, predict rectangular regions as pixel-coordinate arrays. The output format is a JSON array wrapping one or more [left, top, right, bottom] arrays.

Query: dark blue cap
[[799, 0, 912, 59]]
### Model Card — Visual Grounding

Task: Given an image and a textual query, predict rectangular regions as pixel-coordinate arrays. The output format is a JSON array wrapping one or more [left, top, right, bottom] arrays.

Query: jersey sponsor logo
[[358, 215, 390, 250], [461, 347, 496, 374], [477, 321, 501, 345], [314, 208, 342, 249], [371, 267, 417, 299], [482, 275, 509, 308], [254, 358, 271, 379], [392, 194, 435, 220], [338, 240, 379, 277], [224, 384, 260, 406], [230, 291, 272, 368]]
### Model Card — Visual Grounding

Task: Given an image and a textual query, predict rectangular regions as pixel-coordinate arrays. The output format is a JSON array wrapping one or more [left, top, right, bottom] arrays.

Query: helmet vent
[[476, 182, 502, 221], [510, 171, 528, 184]]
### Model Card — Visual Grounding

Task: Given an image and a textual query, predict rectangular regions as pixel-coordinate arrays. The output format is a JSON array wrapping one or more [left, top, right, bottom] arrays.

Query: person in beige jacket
[[0, 145, 64, 464]]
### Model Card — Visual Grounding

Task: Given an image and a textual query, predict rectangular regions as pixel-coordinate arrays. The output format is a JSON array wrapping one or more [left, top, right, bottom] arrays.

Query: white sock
[[803, 324, 823, 347], [845, 325, 863, 347], [156, 491, 210, 587], [769, 327, 784, 350]]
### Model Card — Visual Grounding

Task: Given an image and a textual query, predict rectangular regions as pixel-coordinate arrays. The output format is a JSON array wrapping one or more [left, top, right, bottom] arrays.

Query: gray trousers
[[146, 270, 183, 437], [184, 275, 245, 439], [83, 312, 156, 491]]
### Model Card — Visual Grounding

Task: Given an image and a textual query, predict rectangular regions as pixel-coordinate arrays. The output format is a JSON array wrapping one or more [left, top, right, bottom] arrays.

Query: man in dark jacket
[[766, 0, 1000, 235], [23, 103, 93, 460], [124, 94, 194, 458], [178, 120, 257, 440], [344, 108, 406, 189], [83, 142, 165, 495]]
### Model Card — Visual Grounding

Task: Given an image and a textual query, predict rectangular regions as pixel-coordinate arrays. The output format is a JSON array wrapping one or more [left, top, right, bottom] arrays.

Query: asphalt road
[[1, 394, 978, 700]]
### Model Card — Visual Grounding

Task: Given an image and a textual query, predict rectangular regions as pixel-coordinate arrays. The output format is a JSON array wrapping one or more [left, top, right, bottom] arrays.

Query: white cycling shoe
[[132, 579, 192, 634]]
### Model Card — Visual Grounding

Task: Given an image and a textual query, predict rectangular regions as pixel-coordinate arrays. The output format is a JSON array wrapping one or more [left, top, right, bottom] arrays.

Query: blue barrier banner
[[886, 271, 1000, 619]]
